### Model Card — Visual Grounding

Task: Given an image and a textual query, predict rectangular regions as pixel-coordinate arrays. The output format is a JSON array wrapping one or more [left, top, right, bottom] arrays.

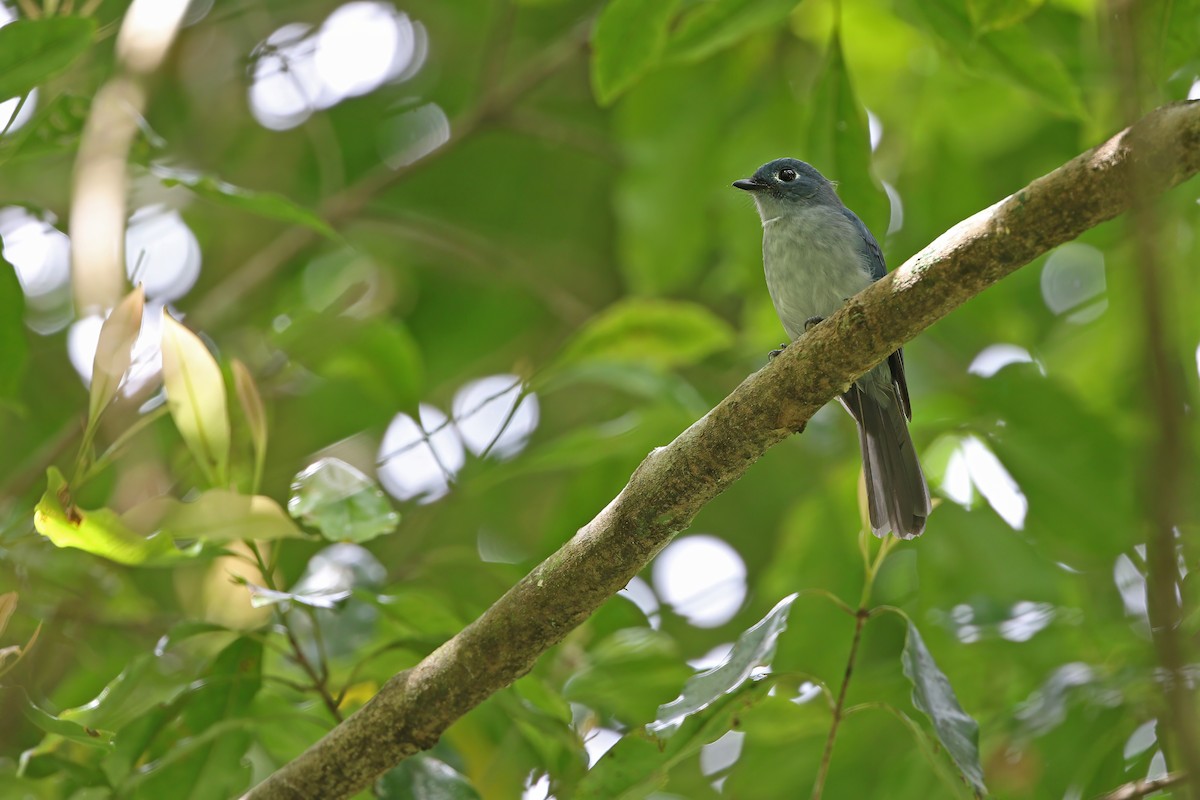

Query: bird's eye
[[779, 168, 797, 182]]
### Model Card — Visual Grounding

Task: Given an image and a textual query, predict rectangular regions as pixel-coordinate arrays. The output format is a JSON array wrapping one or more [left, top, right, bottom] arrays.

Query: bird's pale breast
[[761, 205, 875, 340]]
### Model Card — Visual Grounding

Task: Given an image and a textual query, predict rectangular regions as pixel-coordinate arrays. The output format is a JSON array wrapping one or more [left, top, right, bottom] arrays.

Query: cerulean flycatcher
[[734, 158, 930, 539]]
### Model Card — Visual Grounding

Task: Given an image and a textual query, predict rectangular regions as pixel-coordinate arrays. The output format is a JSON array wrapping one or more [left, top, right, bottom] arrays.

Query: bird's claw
[[803, 316, 824, 332], [767, 343, 788, 361]]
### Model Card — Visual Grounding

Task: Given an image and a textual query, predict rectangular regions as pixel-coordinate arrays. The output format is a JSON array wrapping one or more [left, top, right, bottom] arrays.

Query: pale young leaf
[[87, 285, 145, 428], [231, 359, 267, 489], [160, 310, 230, 485]]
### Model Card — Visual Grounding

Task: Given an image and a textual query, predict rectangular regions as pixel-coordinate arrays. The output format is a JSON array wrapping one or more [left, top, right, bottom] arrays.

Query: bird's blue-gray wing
[[840, 206, 912, 419], [840, 206, 888, 282]]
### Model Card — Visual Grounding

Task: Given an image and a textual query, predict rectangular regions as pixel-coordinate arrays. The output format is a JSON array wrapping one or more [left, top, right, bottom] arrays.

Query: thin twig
[[476, 0, 517, 99], [812, 608, 868, 800], [795, 587, 856, 618], [248, 542, 343, 723], [376, 377, 522, 464], [477, 387, 528, 460], [1097, 771, 1187, 800]]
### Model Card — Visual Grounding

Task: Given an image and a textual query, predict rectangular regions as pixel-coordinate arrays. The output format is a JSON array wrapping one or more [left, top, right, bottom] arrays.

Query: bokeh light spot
[[248, 3, 427, 132], [452, 374, 538, 460], [1041, 242, 1107, 322], [0, 88, 38, 136], [652, 534, 746, 628], [941, 435, 1028, 529], [968, 344, 1035, 378], [380, 102, 450, 168], [618, 576, 660, 629], [126, 205, 202, 302], [377, 404, 465, 503]]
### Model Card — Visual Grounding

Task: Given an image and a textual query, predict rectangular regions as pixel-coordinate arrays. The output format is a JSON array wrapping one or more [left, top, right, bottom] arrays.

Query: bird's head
[[733, 158, 839, 217]]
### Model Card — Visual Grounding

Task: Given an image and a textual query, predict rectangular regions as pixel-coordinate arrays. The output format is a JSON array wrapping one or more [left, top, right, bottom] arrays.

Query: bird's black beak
[[732, 178, 764, 192]]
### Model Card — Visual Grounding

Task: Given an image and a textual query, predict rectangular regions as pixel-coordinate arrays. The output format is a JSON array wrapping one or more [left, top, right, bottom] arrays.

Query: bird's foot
[[767, 342, 788, 361], [803, 316, 825, 332]]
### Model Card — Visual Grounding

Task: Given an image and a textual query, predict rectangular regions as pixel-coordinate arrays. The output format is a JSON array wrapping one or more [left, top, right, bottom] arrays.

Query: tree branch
[[242, 101, 1200, 800]]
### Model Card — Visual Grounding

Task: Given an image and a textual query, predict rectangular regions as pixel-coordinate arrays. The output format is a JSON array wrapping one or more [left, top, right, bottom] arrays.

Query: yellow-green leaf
[[555, 298, 734, 371], [161, 310, 230, 485], [87, 285, 144, 428], [123, 490, 306, 543], [33, 468, 200, 566]]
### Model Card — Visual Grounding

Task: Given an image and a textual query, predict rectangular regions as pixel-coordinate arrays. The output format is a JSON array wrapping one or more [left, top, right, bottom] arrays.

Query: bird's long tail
[[843, 384, 930, 539]]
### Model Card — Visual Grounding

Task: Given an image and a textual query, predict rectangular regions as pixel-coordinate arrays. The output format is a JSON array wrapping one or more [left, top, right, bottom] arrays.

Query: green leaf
[[187, 637, 263, 730], [0, 92, 90, 166], [555, 299, 734, 371], [88, 286, 144, 429], [590, 0, 681, 105], [376, 755, 483, 800], [902, 622, 986, 796], [665, 0, 799, 63], [288, 457, 399, 544], [0, 254, 26, 398], [153, 621, 232, 656], [149, 164, 338, 240], [896, 0, 1084, 117], [14, 690, 114, 749], [577, 678, 773, 799], [59, 659, 179, 733], [34, 468, 202, 566], [123, 639, 261, 800], [122, 489, 307, 543], [805, 34, 888, 238], [161, 309, 231, 486], [651, 593, 797, 735], [0, 18, 96, 101], [966, 0, 1044, 31], [564, 629, 692, 726], [1160, 0, 1200, 79], [123, 720, 254, 800], [305, 319, 424, 417]]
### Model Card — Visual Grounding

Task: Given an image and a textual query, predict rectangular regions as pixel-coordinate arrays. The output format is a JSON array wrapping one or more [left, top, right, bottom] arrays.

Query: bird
[[734, 158, 930, 539]]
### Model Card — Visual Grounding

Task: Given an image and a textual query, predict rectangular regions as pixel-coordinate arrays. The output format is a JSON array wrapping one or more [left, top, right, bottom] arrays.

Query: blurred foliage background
[[1, 0, 1199, 798]]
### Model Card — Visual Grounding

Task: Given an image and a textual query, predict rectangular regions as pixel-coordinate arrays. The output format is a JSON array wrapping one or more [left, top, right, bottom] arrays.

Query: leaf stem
[[812, 607, 867, 800], [796, 587, 856, 618], [247, 541, 343, 722], [77, 405, 170, 487], [813, 535, 896, 799]]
